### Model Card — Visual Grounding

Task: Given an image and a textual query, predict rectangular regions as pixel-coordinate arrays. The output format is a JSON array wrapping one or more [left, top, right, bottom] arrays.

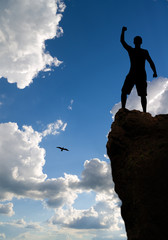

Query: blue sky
[[0, 0, 168, 239]]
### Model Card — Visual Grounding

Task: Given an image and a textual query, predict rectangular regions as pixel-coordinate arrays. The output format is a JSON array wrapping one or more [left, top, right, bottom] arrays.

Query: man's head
[[134, 36, 142, 48]]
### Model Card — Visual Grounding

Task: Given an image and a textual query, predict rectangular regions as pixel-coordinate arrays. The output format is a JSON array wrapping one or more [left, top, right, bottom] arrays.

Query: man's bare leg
[[121, 92, 127, 109], [141, 96, 147, 113]]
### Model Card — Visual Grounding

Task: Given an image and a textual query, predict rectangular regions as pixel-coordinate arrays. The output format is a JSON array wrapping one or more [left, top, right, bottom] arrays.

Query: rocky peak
[[107, 108, 168, 240]]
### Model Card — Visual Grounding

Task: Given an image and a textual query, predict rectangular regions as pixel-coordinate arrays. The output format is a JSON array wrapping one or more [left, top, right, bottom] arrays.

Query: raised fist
[[153, 72, 157, 78], [122, 26, 127, 31]]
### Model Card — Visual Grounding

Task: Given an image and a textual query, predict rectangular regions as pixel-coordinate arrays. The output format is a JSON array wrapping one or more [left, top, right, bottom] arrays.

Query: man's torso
[[127, 47, 148, 76]]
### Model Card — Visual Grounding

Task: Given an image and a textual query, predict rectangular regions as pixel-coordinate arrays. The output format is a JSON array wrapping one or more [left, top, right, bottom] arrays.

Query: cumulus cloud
[[0, 120, 67, 202], [50, 207, 104, 229], [0, 0, 65, 88], [0, 203, 14, 216], [0, 124, 122, 232], [0, 127, 114, 211], [111, 77, 168, 117], [0, 119, 124, 235], [0, 122, 46, 201], [48, 159, 122, 231], [42, 173, 80, 208], [79, 159, 113, 194], [49, 191, 123, 230]]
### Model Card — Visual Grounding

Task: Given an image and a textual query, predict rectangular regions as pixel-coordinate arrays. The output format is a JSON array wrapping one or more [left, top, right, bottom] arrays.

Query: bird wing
[[63, 148, 69, 151], [56, 146, 69, 151], [56, 147, 62, 150]]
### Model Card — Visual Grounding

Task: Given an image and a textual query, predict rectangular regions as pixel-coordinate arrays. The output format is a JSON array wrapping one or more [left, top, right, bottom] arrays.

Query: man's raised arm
[[120, 26, 130, 50]]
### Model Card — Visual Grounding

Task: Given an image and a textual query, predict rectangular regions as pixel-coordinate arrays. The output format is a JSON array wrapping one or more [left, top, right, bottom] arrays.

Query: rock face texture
[[107, 109, 168, 240]]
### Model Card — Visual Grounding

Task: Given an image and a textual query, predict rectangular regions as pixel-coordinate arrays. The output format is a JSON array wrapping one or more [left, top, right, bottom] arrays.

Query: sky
[[0, 0, 168, 239]]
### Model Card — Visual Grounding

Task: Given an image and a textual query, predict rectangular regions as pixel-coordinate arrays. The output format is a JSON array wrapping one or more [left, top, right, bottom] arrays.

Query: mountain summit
[[107, 109, 168, 240]]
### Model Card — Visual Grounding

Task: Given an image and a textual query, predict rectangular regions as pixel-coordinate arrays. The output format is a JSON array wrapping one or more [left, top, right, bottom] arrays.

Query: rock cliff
[[107, 108, 168, 240]]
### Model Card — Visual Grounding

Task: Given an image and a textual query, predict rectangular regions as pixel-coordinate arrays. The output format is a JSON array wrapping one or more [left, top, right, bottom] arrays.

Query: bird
[[56, 146, 69, 152]]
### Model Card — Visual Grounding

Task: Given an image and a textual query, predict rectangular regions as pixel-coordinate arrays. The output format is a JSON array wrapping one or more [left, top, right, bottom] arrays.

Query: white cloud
[[0, 120, 67, 202], [68, 100, 74, 110], [79, 159, 113, 194], [49, 191, 124, 231], [0, 233, 6, 239], [111, 77, 168, 117], [0, 218, 41, 229], [0, 119, 125, 237], [15, 219, 26, 226], [61, 123, 67, 131], [0, 122, 46, 202], [0, 0, 65, 89], [0, 203, 14, 216], [0, 219, 45, 240], [0, 124, 122, 232], [26, 222, 42, 230], [104, 154, 109, 160], [42, 174, 80, 208], [48, 159, 122, 231], [42, 120, 67, 137]]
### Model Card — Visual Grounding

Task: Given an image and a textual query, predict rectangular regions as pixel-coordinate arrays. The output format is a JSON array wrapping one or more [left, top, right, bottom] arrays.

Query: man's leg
[[121, 74, 133, 109], [137, 79, 147, 112], [121, 92, 127, 109], [141, 95, 147, 113]]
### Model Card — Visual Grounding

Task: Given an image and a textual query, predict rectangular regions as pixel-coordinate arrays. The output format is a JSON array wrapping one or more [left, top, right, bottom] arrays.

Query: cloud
[[45, 76, 168, 235], [104, 154, 109, 160], [49, 191, 123, 230], [0, 0, 65, 89], [15, 219, 26, 226], [0, 233, 6, 239], [0, 124, 122, 231], [0, 218, 42, 230], [0, 119, 124, 236], [42, 120, 67, 137], [0, 203, 14, 216], [68, 100, 74, 110], [92, 232, 126, 240], [0, 219, 45, 240], [61, 122, 67, 131], [0, 94, 5, 107], [0, 122, 46, 202], [69, 216, 104, 230], [0, 218, 41, 230], [41, 173, 80, 208], [79, 159, 113, 194], [48, 159, 122, 231], [26, 223, 42, 230], [111, 77, 168, 117], [0, 125, 113, 211], [0, 120, 67, 202]]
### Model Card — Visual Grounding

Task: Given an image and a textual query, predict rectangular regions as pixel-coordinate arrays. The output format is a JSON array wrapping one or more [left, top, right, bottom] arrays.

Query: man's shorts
[[122, 73, 147, 96]]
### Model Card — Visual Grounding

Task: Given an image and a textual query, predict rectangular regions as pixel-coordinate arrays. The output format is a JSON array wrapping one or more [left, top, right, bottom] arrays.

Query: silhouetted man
[[121, 26, 157, 112]]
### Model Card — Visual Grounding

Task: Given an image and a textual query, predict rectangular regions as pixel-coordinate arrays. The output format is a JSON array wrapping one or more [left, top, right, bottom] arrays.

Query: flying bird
[[56, 146, 69, 152]]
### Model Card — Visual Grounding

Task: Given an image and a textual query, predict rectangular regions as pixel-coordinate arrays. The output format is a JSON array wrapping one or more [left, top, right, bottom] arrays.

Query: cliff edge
[[107, 109, 168, 240]]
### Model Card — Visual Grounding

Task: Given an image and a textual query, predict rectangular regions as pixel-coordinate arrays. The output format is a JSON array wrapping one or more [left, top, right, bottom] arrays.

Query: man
[[120, 26, 157, 112]]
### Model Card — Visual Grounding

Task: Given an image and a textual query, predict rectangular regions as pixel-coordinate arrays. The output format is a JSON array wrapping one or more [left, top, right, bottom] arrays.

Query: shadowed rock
[[106, 108, 168, 240]]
